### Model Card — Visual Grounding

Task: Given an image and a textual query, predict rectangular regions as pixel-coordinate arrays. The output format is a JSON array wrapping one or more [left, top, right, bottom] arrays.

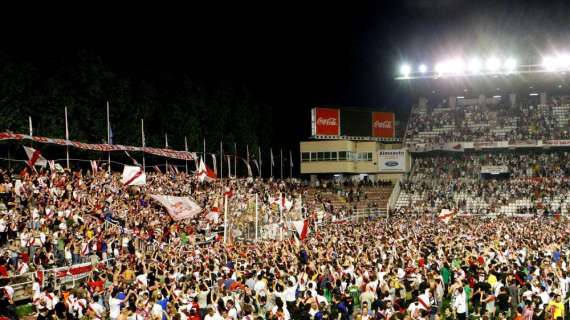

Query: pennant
[[121, 165, 146, 186], [252, 159, 260, 176], [226, 155, 232, 178], [23, 146, 47, 167], [241, 158, 253, 177], [211, 154, 217, 175]]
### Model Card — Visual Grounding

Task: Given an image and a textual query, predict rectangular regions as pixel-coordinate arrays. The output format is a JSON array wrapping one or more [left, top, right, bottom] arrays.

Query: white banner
[[150, 195, 202, 221], [481, 165, 509, 174], [378, 149, 407, 172]]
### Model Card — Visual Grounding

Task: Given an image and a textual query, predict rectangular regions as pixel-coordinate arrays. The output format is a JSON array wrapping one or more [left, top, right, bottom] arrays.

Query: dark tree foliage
[[0, 51, 273, 154]]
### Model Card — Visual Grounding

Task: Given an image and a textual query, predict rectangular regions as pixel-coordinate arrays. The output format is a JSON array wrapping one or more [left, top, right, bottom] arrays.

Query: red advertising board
[[313, 107, 340, 136], [371, 112, 395, 137]]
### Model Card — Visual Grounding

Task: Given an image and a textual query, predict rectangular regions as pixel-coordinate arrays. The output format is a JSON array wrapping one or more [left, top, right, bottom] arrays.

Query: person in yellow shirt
[[487, 273, 497, 288], [547, 295, 565, 320]]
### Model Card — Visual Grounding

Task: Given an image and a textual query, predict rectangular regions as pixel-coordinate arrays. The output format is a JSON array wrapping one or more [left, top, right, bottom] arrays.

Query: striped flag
[[153, 165, 161, 174], [23, 146, 47, 167], [48, 160, 55, 172]]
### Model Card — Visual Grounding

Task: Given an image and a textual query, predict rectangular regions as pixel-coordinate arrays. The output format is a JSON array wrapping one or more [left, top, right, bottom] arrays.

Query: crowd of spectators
[[397, 151, 570, 215], [405, 95, 570, 145]]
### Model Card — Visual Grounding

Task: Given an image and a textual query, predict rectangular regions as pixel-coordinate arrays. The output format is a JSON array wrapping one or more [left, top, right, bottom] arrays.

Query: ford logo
[[385, 161, 398, 167]]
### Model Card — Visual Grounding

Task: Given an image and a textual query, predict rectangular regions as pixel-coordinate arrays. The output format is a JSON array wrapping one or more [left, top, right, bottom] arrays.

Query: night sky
[[3, 1, 570, 147]]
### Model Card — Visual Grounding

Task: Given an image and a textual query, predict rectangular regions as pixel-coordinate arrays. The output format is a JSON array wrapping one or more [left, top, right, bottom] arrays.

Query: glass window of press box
[[301, 152, 372, 162]]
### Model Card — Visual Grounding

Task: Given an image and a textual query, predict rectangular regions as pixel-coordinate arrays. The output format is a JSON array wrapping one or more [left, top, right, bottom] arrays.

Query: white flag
[[211, 154, 217, 175], [121, 165, 146, 186]]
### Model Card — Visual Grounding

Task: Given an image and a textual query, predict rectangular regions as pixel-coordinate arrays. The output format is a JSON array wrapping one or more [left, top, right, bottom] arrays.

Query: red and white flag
[[171, 165, 179, 174], [197, 157, 217, 182], [153, 165, 161, 174], [438, 208, 455, 224], [121, 165, 146, 186], [150, 194, 202, 220], [23, 146, 47, 167], [90, 160, 98, 173], [292, 219, 309, 240]]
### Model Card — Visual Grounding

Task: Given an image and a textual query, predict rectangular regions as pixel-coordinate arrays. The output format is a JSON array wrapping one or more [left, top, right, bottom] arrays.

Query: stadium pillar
[[509, 93, 516, 108], [540, 92, 547, 105], [449, 96, 456, 108], [478, 94, 486, 107]]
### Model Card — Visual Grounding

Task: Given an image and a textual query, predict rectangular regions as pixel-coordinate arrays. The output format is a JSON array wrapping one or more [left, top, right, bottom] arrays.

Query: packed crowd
[[2, 209, 570, 320], [397, 151, 570, 215], [405, 95, 570, 145]]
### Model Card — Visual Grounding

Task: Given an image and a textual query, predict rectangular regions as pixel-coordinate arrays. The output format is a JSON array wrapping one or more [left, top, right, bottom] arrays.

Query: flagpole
[[165, 133, 169, 173], [28, 116, 33, 149], [220, 141, 223, 181], [270, 148, 273, 178], [141, 119, 146, 173], [255, 193, 259, 242], [184, 136, 189, 174], [234, 142, 237, 178], [106, 101, 111, 174], [289, 150, 293, 178], [65, 107, 70, 169], [280, 148, 283, 180], [224, 194, 228, 244], [258, 146, 262, 178]]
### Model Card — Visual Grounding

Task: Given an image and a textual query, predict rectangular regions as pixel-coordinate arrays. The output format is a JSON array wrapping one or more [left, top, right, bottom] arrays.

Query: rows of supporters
[[396, 150, 570, 215], [1, 213, 569, 320], [405, 95, 570, 145], [0, 164, 394, 277], [0, 166, 319, 273]]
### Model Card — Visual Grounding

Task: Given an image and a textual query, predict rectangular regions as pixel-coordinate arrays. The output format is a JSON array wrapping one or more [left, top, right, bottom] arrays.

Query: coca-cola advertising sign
[[313, 107, 340, 136], [372, 112, 395, 137]]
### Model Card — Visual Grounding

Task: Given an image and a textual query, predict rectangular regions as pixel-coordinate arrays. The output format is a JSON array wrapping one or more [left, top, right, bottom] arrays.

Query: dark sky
[[3, 1, 570, 145]]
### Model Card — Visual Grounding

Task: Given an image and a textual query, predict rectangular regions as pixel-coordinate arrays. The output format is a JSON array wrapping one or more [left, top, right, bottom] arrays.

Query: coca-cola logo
[[373, 120, 392, 128], [317, 117, 337, 126]]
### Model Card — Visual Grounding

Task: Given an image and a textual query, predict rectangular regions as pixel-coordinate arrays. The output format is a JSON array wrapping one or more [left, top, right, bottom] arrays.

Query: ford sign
[[385, 161, 399, 167]]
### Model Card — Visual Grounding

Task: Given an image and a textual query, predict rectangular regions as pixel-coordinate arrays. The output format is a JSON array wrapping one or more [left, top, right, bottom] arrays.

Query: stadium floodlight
[[529, 93, 539, 96], [434, 62, 444, 75], [543, 56, 557, 71], [557, 54, 570, 69], [456, 96, 465, 99], [449, 59, 465, 74], [504, 58, 517, 73], [418, 64, 428, 73], [400, 64, 411, 77], [467, 58, 482, 73], [486, 57, 501, 72]]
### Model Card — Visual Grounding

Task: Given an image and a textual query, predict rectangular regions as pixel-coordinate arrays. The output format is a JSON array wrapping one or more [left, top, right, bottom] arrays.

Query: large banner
[[372, 112, 395, 138], [311, 107, 340, 136], [150, 195, 202, 220], [481, 165, 509, 174], [378, 149, 407, 172], [0, 132, 196, 161]]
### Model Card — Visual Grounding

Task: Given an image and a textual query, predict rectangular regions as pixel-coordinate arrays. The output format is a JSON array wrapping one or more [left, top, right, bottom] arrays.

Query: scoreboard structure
[[310, 106, 398, 141]]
